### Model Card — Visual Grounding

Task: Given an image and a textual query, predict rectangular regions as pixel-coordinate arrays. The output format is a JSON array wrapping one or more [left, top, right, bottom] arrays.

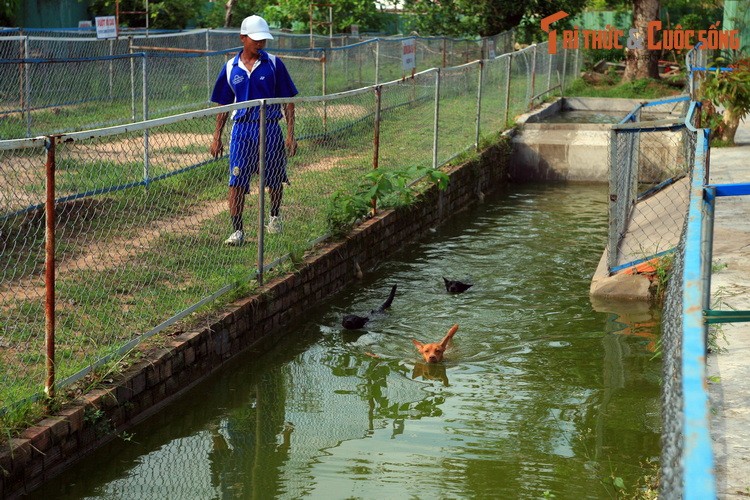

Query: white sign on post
[[78, 20, 93, 29], [402, 38, 416, 72], [95, 16, 117, 39]]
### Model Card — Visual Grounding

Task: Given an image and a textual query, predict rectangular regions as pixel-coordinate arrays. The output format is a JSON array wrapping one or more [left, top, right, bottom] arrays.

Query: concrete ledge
[[590, 249, 652, 302], [509, 96, 679, 183]]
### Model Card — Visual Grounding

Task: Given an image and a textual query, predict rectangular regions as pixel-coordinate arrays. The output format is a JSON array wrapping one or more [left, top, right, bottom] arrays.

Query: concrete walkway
[[707, 117, 750, 498]]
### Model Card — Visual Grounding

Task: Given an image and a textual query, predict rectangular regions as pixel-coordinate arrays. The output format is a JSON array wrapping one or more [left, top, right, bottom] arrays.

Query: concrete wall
[[0, 140, 511, 499], [509, 97, 679, 183]]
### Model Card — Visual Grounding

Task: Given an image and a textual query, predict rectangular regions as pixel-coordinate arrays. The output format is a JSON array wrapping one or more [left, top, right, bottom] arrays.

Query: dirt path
[[0, 151, 349, 305]]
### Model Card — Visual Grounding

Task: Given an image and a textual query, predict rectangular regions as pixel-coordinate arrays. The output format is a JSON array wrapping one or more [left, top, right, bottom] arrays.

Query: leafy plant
[[700, 54, 750, 145], [652, 254, 674, 303], [325, 165, 449, 237]]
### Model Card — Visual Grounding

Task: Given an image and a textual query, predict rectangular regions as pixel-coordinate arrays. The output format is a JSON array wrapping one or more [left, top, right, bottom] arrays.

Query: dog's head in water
[[412, 324, 459, 363]]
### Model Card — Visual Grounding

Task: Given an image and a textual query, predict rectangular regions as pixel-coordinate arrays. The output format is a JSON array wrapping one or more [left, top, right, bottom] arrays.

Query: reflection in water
[[412, 362, 450, 386], [31, 184, 662, 499]]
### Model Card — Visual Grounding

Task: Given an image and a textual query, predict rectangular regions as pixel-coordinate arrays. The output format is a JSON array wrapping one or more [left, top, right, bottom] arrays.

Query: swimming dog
[[412, 324, 459, 363], [443, 277, 473, 293], [341, 284, 397, 330]]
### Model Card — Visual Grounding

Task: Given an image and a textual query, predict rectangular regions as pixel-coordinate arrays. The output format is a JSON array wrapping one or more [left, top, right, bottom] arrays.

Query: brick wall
[[0, 138, 510, 498]]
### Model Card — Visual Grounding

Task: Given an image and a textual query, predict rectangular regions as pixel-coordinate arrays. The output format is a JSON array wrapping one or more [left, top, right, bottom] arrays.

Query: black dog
[[342, 284, 397, 330], [443, 277, 473, 294]]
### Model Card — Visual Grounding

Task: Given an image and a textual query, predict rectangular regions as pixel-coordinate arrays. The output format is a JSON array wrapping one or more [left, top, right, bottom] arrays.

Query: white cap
[[240, 15, 273, 41]]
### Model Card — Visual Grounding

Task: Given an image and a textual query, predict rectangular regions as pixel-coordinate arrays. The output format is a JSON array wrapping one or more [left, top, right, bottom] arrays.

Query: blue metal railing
[[680, 113, 715, 498]]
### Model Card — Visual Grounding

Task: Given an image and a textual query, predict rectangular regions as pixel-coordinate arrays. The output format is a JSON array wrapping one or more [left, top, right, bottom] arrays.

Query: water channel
[[32, 183, 662, 499]]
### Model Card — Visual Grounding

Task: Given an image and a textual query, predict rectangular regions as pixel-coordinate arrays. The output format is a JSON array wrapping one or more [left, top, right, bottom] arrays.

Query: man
[[210, 15, 298, 245]]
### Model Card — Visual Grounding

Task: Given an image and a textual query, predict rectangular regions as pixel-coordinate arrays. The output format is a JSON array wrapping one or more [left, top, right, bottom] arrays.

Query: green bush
[[325, 165, 449, 237]]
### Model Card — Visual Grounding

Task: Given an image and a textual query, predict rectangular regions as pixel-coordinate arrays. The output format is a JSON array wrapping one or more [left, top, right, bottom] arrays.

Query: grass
[[564, 73, 685, 100]]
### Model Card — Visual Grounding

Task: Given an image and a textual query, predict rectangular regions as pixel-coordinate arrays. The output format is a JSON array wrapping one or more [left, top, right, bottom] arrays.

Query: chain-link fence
[[0, 41, 578, 423], [659, 103, 715, 498], [0, 30, 517, 139], [607, 96, 695, 272]]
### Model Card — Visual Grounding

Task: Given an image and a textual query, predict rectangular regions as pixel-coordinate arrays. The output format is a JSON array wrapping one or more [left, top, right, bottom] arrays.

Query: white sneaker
[[266, 216, 283, 234], [224, 230, 244, 246]]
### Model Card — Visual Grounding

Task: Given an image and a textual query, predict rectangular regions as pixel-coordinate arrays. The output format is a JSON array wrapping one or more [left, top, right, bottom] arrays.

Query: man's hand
[[210, 136, 224, 158], [285, 136, 298, 157], [211, 112, 229, 159]]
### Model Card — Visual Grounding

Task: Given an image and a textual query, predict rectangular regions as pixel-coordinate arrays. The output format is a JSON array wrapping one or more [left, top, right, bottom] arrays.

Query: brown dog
[[412, 324, 459, 364]]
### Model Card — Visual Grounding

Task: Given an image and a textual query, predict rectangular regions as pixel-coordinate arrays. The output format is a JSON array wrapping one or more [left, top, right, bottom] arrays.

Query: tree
[[261, 0, 387, 34], [399, 0, 587, 39], [1, 0, 19, 26], [87, 0, 205, 29], [622, 0, 660, 81]]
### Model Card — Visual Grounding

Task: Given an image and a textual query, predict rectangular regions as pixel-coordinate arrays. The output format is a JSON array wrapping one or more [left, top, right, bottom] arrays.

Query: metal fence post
[[109, 39, 115, 100], [504, 55, 512, 128], [18, 36, 24, 118], [561, 49, 568, 96], [23, 37, 31, 138], [206, 29, 211, 103], [529, 45, 537, 110], [142, 54, 150, 186], [44, 136, 56, 399], [432, 68, 441, 170], [698, 129, 713, 326], [322, 48, 328, 135], [257, 100, 267, 286], [372, 86, 382, 214], [547, 47, 553, 94], [475, 60, 483, 150], [375, 39, 380, 85], [129, 37, 136, 122]]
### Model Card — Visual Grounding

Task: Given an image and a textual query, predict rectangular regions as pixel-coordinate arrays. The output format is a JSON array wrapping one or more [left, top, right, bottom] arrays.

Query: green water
[[32, 184, 662, 499], [539, 110, 622, 124]]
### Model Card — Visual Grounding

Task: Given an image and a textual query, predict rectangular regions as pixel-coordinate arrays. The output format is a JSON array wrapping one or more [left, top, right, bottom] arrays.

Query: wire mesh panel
[[660, 207, 686, 498], [25, 36, 114, 59], [0, 137, 50, 414], [378, 70, 437, 173], [376, 38, 416, 84], [488, 30, 514, 56], [0, 54, 145, 139], [437, 62, 480, 165], [508, 47, 533, 120], [444, 37, 482, 67], [659, 122, 714, 498], [49, 115, 244, 385], [130, 30, 210, 52], [324, 41, 377, 93], [415, 37, 445, 69], [0, 35, 24, 59], [480, 55, 510, 136], [145, 51, 216, 118], [607, 99, 693, 272]]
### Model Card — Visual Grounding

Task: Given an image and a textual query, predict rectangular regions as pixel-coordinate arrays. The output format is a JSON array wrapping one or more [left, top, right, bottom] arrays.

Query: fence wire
[[1, 32, 516, 140], [0, 41, 580, 426], [658, 110, 714, 497], [660, 212, 687, 498], [607, 97, 693, 272]]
